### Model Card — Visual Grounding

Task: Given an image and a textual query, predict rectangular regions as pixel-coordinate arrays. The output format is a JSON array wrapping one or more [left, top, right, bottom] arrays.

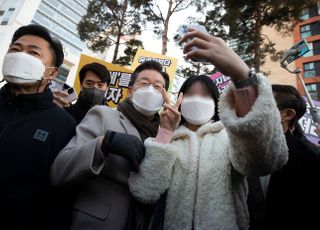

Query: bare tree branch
[[98, 35, 117, 43], [155, 2, 166, 24], [108, 7, 121, 27], [172, 1, 193, 14], [171, 0, 184, 12]]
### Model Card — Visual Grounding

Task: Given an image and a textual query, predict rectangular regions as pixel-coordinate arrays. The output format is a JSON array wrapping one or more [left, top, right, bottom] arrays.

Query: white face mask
[[132, 85, 164, 116], [2, 52, 46, 84], [181, 96, 215, 125]]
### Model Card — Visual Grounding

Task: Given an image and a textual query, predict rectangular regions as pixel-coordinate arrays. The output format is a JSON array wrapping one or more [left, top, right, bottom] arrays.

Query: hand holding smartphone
[[62, 84, 78, 103], [177, 24, 210, 63], [180, 24, 250, 81]]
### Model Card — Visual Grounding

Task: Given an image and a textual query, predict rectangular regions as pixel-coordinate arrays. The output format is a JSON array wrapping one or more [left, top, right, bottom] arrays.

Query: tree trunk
[[161, 0, 173, 55], [112, 0, 128, 63], [112, 34, 122, 63], [253, 6, 261, 72]]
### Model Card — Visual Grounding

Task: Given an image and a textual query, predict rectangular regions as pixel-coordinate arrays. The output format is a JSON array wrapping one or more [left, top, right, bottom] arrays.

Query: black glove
[[101, 130, 145, 172]]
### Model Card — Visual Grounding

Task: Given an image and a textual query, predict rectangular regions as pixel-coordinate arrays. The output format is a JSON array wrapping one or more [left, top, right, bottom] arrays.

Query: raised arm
[[219, 75, 288, 176], [182, 28, 288, 176]]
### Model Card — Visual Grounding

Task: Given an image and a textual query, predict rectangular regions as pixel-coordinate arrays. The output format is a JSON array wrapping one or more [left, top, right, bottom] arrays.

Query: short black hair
[[129, 61, 170, 91], [79, 62, 111, 85], [272, 84, 306, 128], [178, 75, 220, 123], [11, 24, 64, 67]]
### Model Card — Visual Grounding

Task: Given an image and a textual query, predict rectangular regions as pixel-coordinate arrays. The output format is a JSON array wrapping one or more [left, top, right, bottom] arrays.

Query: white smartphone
[[62, 85, 78, 103], [177, 24, 209, 63]]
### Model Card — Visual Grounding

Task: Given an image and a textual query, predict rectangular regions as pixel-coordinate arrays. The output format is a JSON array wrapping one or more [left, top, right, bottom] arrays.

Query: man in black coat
[[0, 24, 76, 230], [65, 62, 111, 124], [247, 84, 320, 229]]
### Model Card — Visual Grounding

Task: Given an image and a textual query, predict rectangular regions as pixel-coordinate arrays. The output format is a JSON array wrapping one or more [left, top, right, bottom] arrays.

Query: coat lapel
[[118, 111, 141, 140]]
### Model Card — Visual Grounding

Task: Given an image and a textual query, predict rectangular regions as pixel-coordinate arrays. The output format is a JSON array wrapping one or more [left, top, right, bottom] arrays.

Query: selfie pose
[[129, 28, 289, 229]]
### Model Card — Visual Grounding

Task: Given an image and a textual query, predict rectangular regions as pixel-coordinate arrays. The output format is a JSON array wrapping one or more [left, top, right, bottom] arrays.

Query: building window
[[304, 61, 320, 78], [303, 42, 313, 57], [313, 40, 320, 55], [1, 7, 15, 25], [309, 5, 319, 18], [300, 8, 310, 20], [301, 22, 320, 39], [306, 83, 320, 100], [300, 4, 319, 20], [0, 0, 24, 25], [301, 24, 312, 38], [303, 40, 320, 57]]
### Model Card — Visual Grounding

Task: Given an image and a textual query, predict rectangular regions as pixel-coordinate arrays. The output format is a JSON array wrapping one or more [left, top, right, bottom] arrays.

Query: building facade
[[294, 2, 320, 100], [260, 26, 296, 87], [0, 0, 90, 85]]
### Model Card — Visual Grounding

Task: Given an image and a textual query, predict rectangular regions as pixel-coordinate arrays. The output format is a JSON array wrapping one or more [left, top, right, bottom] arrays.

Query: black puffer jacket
[[0, 85, 76, 230]]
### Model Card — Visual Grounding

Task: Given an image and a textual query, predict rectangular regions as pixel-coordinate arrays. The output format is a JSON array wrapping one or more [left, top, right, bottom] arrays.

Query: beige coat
[[50, 107, 141, 230], [129, 74, 289, 230]]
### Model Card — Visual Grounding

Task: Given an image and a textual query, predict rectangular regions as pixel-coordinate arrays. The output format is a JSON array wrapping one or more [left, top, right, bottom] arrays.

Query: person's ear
[[281, 108, 296, 123], [47, 67, 58, 80], [127, 87, 133, 97]]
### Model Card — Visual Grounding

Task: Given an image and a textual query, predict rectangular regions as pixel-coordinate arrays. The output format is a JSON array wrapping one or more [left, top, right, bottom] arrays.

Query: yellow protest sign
[[74, 54, 133, 108], [131, 48, 178, 90]]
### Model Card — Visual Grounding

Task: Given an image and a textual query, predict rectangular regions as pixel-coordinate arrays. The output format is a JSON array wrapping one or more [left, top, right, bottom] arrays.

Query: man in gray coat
[[50, 61, 170, 230]]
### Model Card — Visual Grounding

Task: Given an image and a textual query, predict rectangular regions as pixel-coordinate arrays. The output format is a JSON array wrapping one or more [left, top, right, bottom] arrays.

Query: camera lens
[[68, 88, 74, 94]]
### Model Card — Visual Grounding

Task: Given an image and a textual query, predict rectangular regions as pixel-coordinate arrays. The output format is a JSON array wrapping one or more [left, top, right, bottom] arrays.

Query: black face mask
[[78, 87, 105, 107]]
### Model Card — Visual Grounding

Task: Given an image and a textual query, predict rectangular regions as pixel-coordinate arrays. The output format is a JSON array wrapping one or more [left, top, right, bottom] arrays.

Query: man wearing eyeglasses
[[50, 61, 169, 230]]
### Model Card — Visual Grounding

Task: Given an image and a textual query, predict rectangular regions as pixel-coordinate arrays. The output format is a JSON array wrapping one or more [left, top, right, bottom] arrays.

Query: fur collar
[[172, 121, 224, 140]]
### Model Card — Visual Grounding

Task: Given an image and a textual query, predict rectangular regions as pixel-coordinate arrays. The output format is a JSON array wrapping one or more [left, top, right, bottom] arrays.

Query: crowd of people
[[0, 24, 319, 230]]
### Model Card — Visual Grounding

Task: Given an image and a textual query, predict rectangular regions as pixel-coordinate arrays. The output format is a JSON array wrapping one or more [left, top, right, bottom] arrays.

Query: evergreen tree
[[115, 38, 143, 66], [205, 0, 317, 71], [78, 0, 145, 63]]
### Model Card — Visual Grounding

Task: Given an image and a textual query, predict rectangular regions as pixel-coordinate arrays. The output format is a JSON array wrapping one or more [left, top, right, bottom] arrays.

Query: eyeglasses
[[134, 80, 165, 92]]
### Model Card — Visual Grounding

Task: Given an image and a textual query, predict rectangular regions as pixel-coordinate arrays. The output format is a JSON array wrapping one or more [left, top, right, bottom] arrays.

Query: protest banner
[[299, 97, 320, 144], [131, 48, 178, 90], [209, 72, 231, 94]]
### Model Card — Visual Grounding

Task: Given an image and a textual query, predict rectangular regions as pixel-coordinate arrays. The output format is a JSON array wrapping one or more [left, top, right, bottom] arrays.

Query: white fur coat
[[129, 74, 288, 230]]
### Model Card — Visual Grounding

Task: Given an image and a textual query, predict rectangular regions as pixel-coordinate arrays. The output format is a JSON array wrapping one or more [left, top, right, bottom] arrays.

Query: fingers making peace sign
[[160, 89, 184, 132]]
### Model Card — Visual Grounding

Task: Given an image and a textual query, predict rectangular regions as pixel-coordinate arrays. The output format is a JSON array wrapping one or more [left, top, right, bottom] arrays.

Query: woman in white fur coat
[[129, 29, 288, 230]]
